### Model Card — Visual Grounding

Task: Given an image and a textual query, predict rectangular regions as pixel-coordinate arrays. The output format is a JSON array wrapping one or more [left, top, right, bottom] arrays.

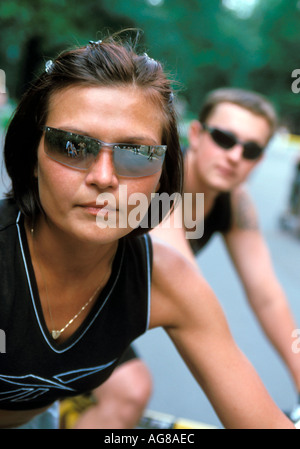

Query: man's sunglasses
[[202, 123, 264, 160], [42, 126, 167, 177]]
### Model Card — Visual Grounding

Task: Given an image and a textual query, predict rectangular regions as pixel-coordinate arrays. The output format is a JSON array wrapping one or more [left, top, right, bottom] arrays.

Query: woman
[[0, 32, 294, 429]]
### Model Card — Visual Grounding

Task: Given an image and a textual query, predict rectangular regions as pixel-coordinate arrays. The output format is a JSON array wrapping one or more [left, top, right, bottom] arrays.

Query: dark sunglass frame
[[202, 123, 264, 160], [42, 126, 167, 177]]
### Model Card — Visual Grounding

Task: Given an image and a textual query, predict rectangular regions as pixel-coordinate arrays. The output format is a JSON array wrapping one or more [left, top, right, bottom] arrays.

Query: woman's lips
[[80, 203, 118, 217]]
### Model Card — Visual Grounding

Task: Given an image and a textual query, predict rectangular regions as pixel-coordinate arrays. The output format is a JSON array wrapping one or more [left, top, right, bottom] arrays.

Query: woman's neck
[[25, 215, 118, 285]]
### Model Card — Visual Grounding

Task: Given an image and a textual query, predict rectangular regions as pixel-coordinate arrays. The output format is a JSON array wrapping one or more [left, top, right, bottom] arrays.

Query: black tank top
[[182, 147, 232, 254], [0, 199, 152, 410], [189, 192, 232, 254]]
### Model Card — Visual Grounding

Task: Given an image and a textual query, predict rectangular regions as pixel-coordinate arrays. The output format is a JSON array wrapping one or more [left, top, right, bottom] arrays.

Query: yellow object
[[59, 396, 218, 429], [59, 394, 95, 429], [174, 417, 218, 429]]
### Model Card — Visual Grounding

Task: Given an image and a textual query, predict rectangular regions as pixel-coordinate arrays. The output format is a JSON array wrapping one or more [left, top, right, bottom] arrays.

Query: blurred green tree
[[1, 0, 300, 131], [0, 0, 135, 98], [99, 0, 263, 114], [245, 0, 300, 131], [102, 0, 300, 131]]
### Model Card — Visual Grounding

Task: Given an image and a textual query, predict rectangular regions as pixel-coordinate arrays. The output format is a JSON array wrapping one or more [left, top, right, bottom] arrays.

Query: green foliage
[[1, 0, 300, 131], [101, 0, 300, 131], [0, 0, 134, 97]]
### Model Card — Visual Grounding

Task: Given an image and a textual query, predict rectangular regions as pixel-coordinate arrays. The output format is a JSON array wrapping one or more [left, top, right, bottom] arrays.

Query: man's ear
[[188, 120, 203, 150]]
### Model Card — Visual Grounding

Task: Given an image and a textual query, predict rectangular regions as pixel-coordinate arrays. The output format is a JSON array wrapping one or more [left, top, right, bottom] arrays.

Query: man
[[152, 87, 300, 420]]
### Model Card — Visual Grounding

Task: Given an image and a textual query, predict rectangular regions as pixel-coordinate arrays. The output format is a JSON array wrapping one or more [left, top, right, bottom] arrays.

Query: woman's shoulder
[[151, 235, 198, 284], [149, 236, 210, 329]]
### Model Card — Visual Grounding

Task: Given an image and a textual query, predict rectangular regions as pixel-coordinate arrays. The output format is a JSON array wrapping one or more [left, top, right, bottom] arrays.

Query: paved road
[[1, 131, 299, 428]]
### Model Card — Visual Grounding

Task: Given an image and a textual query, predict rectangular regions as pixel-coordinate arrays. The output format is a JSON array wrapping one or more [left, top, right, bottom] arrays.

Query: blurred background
[[1, 0, 300, 130], [1, 0, 300, 429]]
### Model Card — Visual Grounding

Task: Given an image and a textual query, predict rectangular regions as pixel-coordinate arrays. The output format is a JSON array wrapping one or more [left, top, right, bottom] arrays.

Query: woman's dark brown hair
[[4, 30, 183, 236]]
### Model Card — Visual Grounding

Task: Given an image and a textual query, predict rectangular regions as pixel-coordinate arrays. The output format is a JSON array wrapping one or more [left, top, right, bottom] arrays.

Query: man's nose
[[227, 144, 244, 162]]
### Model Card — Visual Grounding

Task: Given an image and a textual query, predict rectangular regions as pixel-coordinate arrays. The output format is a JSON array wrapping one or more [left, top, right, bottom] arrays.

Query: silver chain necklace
[[31, 228, 101, 340]]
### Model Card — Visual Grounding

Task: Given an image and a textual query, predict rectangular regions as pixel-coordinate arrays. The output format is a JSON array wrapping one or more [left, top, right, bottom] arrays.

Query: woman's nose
[[85, 148, 118, 189]]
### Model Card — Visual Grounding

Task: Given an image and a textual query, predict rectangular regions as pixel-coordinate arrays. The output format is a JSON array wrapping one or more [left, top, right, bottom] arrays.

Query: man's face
[[189, 102, 271, 192]]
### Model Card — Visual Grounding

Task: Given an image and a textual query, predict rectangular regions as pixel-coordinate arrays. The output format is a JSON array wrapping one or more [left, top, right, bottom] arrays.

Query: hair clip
[[88, 40, 102, 47], [169, 92, 174, 104], [143, 52, 155, 62], [45, 60, 54, 73]]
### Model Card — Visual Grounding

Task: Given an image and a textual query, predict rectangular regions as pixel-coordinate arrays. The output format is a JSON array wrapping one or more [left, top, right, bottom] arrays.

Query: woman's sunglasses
[[202, 123, 264, 160], [42, 126, 167, 177]]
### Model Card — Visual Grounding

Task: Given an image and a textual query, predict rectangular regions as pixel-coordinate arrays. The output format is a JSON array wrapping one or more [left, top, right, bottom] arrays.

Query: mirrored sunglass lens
[[113, 145, 165, 177], [44, 128, 99, 169], [243, 143, 263, 160], [211, 129, 236, 149]]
